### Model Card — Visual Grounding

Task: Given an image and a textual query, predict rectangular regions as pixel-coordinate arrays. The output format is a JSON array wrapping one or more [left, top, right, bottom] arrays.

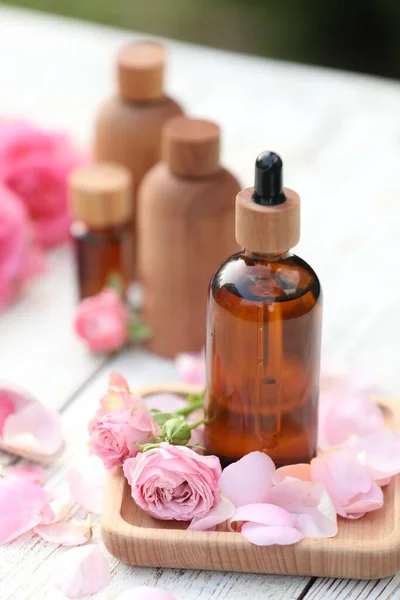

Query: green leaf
[[151, 412, 177, 426], [128, 320, 151, 342], [137, 443, 161, 452], [106, 271, 123, 295]]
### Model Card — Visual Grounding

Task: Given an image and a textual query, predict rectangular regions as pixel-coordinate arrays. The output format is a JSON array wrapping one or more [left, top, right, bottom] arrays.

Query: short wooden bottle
[[69, 163, 134, 299], [94, 42, 183, 230], [138, 116, 241, 358], [204, 152, 322, 467]]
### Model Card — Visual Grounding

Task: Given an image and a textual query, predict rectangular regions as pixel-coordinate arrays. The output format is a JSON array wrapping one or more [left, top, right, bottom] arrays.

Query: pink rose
[[89, 407, 157, 470], [175, 351, 205, 385], [74, 289, 129, 353], [0, 121, 86, 247], [123, 443, 221, 521], [0, 184, 44, 312]]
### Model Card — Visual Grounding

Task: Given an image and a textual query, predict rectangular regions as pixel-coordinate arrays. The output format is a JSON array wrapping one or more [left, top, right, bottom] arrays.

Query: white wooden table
[[0, 5, 400, 599]]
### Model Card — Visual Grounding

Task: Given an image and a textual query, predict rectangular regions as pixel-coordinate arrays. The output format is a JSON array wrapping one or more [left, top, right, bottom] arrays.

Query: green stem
[[188, 417, 205, 430], [174, 397, 204, 418]]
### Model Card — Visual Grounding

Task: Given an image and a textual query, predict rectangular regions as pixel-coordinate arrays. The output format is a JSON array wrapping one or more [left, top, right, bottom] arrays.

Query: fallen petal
[[67, 456, 105, 514], [188, 497, 235, 531], [35, 515, 92, 546], [3, 402, 63, 456], [220, 452, 275, 507], [0, 394, 15, 434], [341, 429, 400, 481], [117, 587, 176, 600], [240, 522, 304, 546], [0, 475, 49, 544], [53, 544, 110, 598], [41, 482, 73, 524], [231, 503, 297, 528], [273, 463, 312, 484], [9, 463, 46, 485]]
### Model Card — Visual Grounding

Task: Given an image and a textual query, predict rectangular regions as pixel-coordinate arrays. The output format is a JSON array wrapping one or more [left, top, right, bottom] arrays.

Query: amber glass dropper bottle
[[69, 163, 134, 299], [204, 152, 322, 467]]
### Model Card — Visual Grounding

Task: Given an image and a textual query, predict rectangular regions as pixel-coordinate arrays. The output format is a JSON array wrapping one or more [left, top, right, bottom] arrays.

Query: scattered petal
[[272, 463, 312, 484], [175, 351, 205, 385], [67, 456, 105, 514], [231, 503, 304, 546], [0, 475, 49, 544], [188, 497, 235, 531], [318, 387, 384, 450], [52, 544, 110, 598], [220, 452, 275, 507], [41, 482, 73, 524], [311, 451, 384, 519], [35, 515, 92, 546], [116, 587, 176, 600], [0, 394, 15, 434], [268, 479, 337, 538], [109, 372, 129, 390], [240, 521, 304, 546], [341, 429, 400, 482], [2, 402, 63, 457], [9, 463, 45, 485]]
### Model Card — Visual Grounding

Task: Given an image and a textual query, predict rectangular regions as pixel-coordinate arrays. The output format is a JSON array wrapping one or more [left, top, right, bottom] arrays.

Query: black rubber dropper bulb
[[252, 151, 286, 206]]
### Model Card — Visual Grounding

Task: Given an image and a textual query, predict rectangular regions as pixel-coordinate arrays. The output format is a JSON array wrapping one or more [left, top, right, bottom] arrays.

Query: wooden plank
[[302, 574, 400, 600], [0, 351, 312, 600]]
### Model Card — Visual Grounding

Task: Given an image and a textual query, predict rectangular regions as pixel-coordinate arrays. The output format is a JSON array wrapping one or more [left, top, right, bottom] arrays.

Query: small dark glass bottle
[[204, 152, 322, 467], [69, 163, 134, 299]]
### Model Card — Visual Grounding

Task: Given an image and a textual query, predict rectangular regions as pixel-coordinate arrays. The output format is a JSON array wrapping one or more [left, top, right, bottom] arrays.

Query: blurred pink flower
[[74, 289, 129, 353], [0, 184, 44, 312], [318, 384, 384, 450], [0, 121, 86, 248], [123, 443, 221, 521], [175, 351, 205, 385], [89, 406, 157, 471]]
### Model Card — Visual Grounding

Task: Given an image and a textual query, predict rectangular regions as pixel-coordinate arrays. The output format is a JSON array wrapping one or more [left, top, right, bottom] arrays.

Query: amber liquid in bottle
[[205, 250, 322, 467], [71, 221, 134, 299]]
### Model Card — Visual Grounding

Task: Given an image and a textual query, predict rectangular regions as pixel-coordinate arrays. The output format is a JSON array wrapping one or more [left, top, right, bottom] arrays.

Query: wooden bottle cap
[[162, 116, 220, 177], [235, 187, 300, 253], [69, 163, 132, 229], [117, 41, 166, 102]]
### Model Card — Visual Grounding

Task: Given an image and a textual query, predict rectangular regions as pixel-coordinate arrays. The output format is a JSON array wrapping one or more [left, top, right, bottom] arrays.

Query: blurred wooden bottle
[[94, 41, 183, 275], [138, 116, 241, 358]]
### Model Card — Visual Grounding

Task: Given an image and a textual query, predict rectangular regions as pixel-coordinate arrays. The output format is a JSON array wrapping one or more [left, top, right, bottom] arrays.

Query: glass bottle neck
[[244, 249, 292, 262]]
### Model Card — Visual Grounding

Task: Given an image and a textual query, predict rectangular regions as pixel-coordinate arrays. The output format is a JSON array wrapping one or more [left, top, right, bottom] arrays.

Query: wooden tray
[[101, 385, 400, 580]]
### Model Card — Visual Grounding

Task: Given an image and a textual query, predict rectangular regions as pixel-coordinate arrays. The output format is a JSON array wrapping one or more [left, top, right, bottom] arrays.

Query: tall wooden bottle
[[94, 41, 183, 273], [138, 117, 241, 358]]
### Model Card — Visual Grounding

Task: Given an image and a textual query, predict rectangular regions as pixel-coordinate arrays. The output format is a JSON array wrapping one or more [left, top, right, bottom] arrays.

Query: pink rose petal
[[109, 371, 129, 390], [268, 479, 337, 538], [2, 402, 63, 456], [188, 497, 235, 531], [35, 516, 92, 546], [0, 395, 15, 434], [240, 522, 304, 546], [273, 463, 312, 484], [41, 482, 73, 524], [231, 503, 298, 528], [220, 452, 275, 507], [341, 430, 400, 482], [311, 451, 384, 519], [67, 456, 105, 514], [52, 544, 110, 598], [117, 588, 176, 600], [318, 387, 384, 450], [0, 475, 49, 544], [9, 463, 45, 485]]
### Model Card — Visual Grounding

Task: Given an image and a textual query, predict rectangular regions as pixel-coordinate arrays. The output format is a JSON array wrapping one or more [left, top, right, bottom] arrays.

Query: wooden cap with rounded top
[[69, 163, 132, 229], [162, 116, 220, 177], [117, 41, 166, 102], [236, 186, 300, 253]]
